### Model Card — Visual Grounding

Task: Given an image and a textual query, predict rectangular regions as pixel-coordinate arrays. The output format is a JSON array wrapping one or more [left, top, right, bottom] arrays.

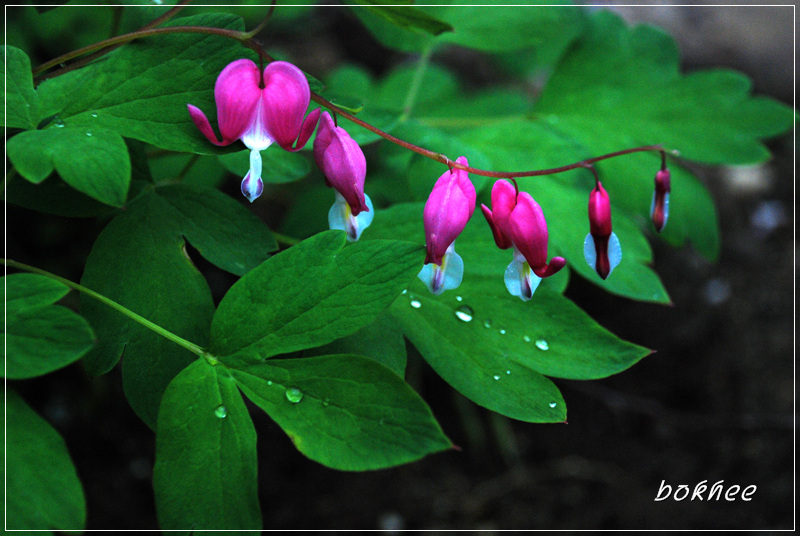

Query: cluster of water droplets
[[402, 290, 550, 352], [401, 289, 559, 411]]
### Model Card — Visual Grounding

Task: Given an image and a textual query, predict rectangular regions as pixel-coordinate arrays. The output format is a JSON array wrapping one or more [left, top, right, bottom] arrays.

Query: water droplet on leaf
[[483, 319, 492, 329], [523, 335, 531, 343], [266, 380, 273, 386], [455, 295, 463, 302], [499, 328, 506, 335], [214, 405, 227, 418], [322, 398, 330, 407], [535, 339, 549, 351], [409, 294, 422, 309], [506, 370, 511, 375], [86, 132, 92, 137], [549, 401, 557, 408], [91, 112, 98, 118], [493, 375, 500, 380], [285, 387, 303, 404], [454, 305, 473, 322]]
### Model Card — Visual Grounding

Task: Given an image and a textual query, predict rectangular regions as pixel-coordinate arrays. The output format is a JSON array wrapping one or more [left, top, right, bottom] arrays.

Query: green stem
[[34, 0, 194, 82], [271, 231, 301, 247], [34, 25, 248, 80], [400, 42, 434, 122], [175, 153, 201, 182], [3, 259, 210, 360]]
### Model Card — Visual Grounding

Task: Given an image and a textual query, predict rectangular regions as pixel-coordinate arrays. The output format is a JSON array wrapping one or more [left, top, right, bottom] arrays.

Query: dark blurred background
[[7, 3, 795, 530]]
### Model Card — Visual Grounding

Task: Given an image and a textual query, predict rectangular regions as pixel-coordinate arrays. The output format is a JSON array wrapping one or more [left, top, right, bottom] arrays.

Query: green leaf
[[231, 354, 452, 470], [80, 184, 274, 427], [3, 274, 95, 379], [156, 184, 277, 276], [306, 311, 407, 377], [153, 360, 261, 532], [4, 173, 117, 218], [35, 13, 253, 154], [352, 3, 585, 53], [218, 148, 312, 184], [2, 45, 39, 129], [148, 153, 228, 190], [535, 11, 794, 165], [210, 231, 423, 359], [80, 192, 214, 427], [351, 1, 453, 37], [391, 277, 649, 422], [5, 388, 86, 531], [7, 126, 131, 207]]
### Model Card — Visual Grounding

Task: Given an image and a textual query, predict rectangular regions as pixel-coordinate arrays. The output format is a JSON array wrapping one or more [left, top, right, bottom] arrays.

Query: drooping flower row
[[189, 59, 670, 301]]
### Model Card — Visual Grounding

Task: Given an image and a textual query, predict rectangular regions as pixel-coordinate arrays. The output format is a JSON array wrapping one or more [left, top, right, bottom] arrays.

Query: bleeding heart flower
[[650, 167, 671, 233], [584, 181, 621, 279], [418, 156, 476, 295], [482, 180, 565, 301], [187, 59, 320, 202], [313, 111, 372, 241]]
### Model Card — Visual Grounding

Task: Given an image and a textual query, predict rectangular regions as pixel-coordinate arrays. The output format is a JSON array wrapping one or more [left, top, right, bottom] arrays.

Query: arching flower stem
[[34, 18, 675, 183]]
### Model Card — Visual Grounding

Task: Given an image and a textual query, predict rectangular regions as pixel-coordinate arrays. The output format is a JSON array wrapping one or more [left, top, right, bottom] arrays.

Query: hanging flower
[[584, 181, 621, 279], [650, 167, 671, 232], [481, 179, 565, 301], [418, 156, 475, 295], [187, 59, 320, 202], [313, 111, 373, 241]]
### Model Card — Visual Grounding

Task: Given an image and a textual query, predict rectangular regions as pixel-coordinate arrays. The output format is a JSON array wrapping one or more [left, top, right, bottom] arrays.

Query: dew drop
[[53, 116, 65, 128], [214, 405, 227, 418], [322, 398, 330, 407], [483, 319, 492, 329], [493, 375, 500, 380], [535, 339, 549, 351], [409, 294, 422, 309], [523, 335, 531, 343], [506, 370, 511, 375], [90, 111, 98, 118], [499, 328, 506, 335], [402, 289, 408, 295], [455, 295, 463, 302], [86, 131, 92, 137], [549, 401, 557, 408], [266, 380, 273, 386], [285, 387, 303, 404], [454, 305, 474, 322]]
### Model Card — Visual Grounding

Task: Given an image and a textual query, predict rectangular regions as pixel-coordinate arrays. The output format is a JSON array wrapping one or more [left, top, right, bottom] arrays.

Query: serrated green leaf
[[218, 148, 311, 184], [352, 3, 585, 53], [2, 274, 95, 379], [210, 231, 423, 360], [231, 354, 452, 470], [2, 45, 39, 129], [35, 13, 253, 154], [306, 311, 407, 377], [7, 126, 131, 207], [5, 389, 86, 531], [391, 276, 649, 422], [153, 360, 261, 532]]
